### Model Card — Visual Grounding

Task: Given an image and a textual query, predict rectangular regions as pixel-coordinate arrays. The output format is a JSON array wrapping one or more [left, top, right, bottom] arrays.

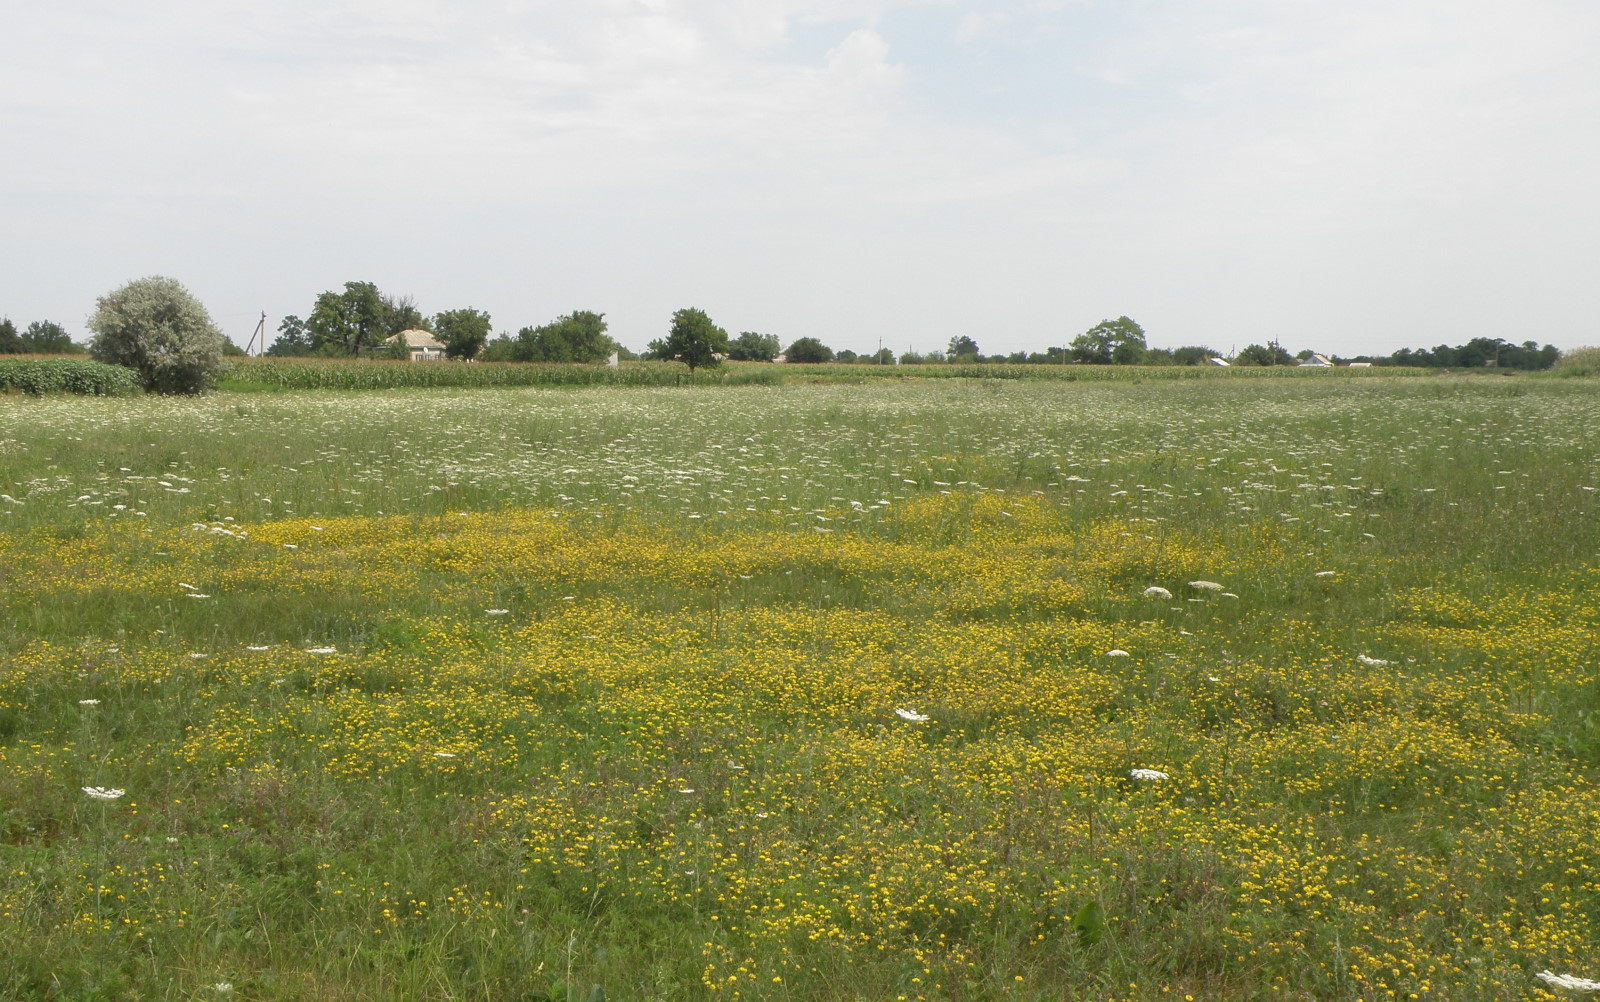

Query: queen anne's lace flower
[[1128, 769, 1169, 781], [895, 708, 930, 722], [1536, 971, 1600, 992], [82, 786, 125, 800]]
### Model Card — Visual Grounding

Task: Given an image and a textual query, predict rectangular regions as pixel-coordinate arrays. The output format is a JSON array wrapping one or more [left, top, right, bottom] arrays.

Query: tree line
[[6, 278, 1567, 376]]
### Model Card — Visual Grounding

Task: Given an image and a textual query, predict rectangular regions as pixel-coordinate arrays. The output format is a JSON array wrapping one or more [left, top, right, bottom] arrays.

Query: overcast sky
[[4, 1, 1597, 357]]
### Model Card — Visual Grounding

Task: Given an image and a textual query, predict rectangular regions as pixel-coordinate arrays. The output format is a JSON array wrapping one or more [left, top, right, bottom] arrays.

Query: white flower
[[1536, 971, 1600, 991], [282, 543, 298, 550], [433, 751, 457, 758], [213, 984, 234, 995], [895, 708, 931, 722], [1128, 769, 1169, 781], [1105, 649, 1130, 657], [245, 645, 271, 651], [1356, 654, 1392, 667], [185, 593, 211, 599], [78, 698, 101, 706], [304, 646, 337, 654], [1142, 586, 1172, 600], [83, 786, 126, 800], [178, 582, 197, 591], [679, 787, 696, 794], [485, 609, 509, 616], [1187, 580, 1224, 591], [1314, 570, 1336, 578]]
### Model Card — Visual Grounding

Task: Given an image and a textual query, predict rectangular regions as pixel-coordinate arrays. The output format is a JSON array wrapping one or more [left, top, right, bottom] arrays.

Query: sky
[[3, 0, 1597, 358]]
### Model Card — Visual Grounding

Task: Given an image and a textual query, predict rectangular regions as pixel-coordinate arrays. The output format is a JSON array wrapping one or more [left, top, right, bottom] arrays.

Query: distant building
[[386, 329, 447, 361], [1298, 353, 1333, 367], [1209, 357, 1230, 366], [1346, 361, 1373, 368]]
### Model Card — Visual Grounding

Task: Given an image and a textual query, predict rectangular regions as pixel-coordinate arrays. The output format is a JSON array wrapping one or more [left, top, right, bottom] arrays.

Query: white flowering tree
[[88, 276, 228, 394]]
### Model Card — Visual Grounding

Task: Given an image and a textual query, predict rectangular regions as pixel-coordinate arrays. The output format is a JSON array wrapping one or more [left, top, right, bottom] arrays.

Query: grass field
[[1, 377, 1597, 1001]]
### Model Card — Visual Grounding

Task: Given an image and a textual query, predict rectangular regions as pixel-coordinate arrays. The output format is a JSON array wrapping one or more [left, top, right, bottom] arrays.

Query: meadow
[[1, 375, 1597, 1001]]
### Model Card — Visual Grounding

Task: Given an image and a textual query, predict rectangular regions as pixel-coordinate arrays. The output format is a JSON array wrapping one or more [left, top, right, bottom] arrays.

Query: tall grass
[[1, 377, 1598, 1000], [223, 357, 782, 391]]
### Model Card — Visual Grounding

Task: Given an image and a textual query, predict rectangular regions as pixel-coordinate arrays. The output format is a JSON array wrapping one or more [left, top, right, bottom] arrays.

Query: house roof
[[387, 329, 446, 349]]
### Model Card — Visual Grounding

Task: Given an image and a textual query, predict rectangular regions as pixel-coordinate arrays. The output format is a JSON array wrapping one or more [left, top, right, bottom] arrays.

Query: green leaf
[[1071, 901, 1105, 945]]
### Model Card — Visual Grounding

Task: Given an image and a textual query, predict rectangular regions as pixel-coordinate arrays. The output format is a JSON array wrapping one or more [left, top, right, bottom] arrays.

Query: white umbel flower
[[83, 787, 126, 800], [895, 708, 931, 722], [1356, 654, 1392, 667], [1536, 971, 1600, 991], [1142, 586, 1172, 600], [1187, 580, 1224, 591], [304, 646, 337, 654], [1128, 769, 1169, 781], [1105, 649, 1130, 657]]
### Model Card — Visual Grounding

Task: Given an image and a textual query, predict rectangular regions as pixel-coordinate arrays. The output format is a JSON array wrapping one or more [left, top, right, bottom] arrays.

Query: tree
[[265, 315, 314, 356], [1234, 342, 1294, 366], [515, 311, 615, 363], [653, 308, 729, 372], [20, 321, 81, 354], [871, 347, 896, 365], [947, 335, 980, 361], [0, 319, 20, 354], [728, 331, 780, 362], [433, 308, 492, 360], [1071, 317, 1147, 364], [785, 337, 833, 363], [479, 333, 517, 362], [87, 276, 227, 394], [305, 281, 420, 355], [1170, 345, 1219, 366]]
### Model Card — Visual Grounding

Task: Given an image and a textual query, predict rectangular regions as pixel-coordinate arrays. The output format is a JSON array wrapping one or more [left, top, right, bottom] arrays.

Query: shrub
[[1549, 346, 1600, 378], [0, 358, 141, 396], [87, 276, 228, 394]]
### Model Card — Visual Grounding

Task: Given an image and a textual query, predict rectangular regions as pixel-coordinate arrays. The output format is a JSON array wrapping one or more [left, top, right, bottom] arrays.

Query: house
[[1208, 357, 1230, 366], [1298, 353, 1333, 367], [386, 329, 447, 361]]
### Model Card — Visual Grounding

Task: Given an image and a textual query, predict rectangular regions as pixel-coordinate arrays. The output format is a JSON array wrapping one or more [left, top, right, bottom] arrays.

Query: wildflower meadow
[[1, 374, 1597, 1000]]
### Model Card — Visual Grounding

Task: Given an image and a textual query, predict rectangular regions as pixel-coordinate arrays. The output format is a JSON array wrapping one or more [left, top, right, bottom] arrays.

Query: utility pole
[[243, 312, 267, 356]]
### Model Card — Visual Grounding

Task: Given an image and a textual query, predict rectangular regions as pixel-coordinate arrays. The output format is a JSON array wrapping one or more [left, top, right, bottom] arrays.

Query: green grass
[[1, 377, 1598, 1000]]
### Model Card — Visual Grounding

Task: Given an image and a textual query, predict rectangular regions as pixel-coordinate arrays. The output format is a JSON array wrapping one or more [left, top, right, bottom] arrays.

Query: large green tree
[[947, 335, 981, 361], [87, 276, 227, 394], [305, 282, 421, 355], [514, 310, 615, 363], [784, 337, 834, 364], [1071, 316, 1147, 365], [728, 331, 780, 362], [652, 308, 729, 372], [22, 321, 82, 354], [266, 316, 315, 356], [433, 308, 492, 360], [1234, 342, 1295, 366], [0, 319, 20, 353]]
